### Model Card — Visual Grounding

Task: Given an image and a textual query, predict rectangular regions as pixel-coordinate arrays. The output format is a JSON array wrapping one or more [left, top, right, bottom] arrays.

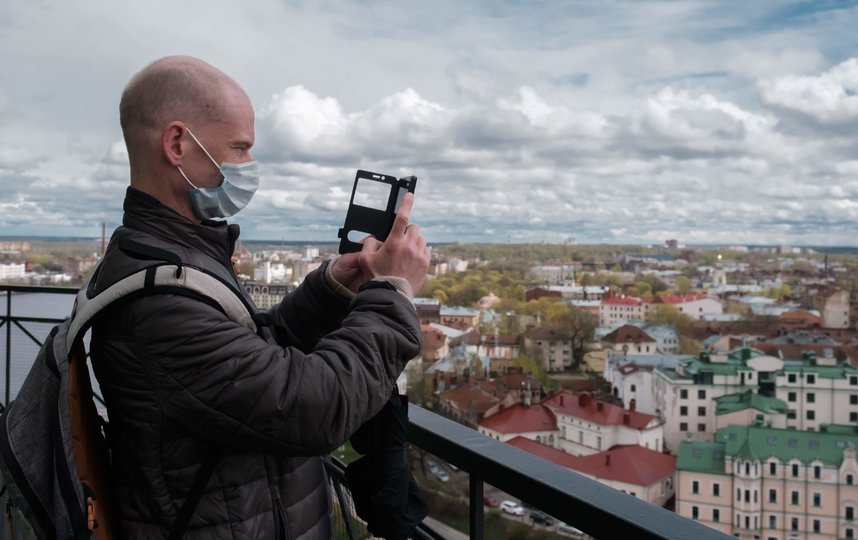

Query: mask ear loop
[[185, 127, 222, 170], [176, 165, 199, 189]]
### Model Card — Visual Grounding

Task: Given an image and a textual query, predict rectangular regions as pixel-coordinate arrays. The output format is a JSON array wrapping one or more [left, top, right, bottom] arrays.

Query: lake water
[[0, 291, 77, 404]]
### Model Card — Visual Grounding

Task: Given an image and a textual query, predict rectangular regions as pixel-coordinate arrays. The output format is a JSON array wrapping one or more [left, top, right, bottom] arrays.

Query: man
[[90, 56, 430, 539]]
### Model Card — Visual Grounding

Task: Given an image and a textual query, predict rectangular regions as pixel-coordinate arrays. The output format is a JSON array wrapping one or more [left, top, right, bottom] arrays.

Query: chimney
[[578, 392, 591, 408], [559, 394, 565, 406], [623, 413, 630, 425], [629, 399, 636, 412], [596, 402, 604, 412], [605, 454, 611, 466]]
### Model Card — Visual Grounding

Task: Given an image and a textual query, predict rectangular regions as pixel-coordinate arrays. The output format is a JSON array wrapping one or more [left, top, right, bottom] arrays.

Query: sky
[[2, 1, 858, 246]]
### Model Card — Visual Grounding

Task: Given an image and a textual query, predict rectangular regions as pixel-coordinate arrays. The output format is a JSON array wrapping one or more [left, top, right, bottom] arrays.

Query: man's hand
[[330, 193, 430, 295]]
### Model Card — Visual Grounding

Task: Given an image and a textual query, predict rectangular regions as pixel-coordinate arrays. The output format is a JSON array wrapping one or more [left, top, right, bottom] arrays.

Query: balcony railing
[[1, 285, 730, 539]]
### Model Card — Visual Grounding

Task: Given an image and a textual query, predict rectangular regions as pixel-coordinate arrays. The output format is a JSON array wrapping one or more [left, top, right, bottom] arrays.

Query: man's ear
[[162, 122, 186, 166]]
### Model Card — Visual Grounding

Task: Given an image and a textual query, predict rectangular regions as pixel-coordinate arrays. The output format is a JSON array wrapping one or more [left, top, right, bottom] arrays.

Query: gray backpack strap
[[68, 264, 257, 354]]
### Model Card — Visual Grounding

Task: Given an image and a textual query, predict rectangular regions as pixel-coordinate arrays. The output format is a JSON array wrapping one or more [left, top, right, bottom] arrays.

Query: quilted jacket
[[90, 188, 420, 539]]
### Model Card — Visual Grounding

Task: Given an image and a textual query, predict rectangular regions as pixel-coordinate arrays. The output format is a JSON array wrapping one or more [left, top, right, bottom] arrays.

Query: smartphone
[[337, 170, 417, 254]]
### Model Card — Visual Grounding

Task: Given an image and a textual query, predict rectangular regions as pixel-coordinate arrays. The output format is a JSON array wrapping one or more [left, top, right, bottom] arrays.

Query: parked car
[[500, 500, 525, 516], [483, 495, 499, 507], [557, 521, 584, 537], [431, 468, 449, 482], [529, 510, 555, 526]]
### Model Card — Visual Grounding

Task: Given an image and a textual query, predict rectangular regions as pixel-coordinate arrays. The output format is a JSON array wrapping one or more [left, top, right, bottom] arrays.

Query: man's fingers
[[389, 193, 414, 237], [360, 235, 383, 253]]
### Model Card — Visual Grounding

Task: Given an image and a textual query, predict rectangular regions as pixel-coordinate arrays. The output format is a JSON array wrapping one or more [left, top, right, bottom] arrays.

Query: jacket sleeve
[[266, 260, 352, 352], [113, 285, 420, 456]]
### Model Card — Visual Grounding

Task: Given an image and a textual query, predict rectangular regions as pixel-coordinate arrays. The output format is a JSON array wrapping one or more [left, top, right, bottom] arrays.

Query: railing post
[[469, 475, 483, 540], [5, 290, 10, 406]]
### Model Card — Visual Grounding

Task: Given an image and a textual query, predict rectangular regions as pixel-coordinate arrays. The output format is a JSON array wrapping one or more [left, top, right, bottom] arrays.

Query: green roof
[[714, 390, 788, 416], [677, 441, 727, 475], [713, 424, 858, 466]]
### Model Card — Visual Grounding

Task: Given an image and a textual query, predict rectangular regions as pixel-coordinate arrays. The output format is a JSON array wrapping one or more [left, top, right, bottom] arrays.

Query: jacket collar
[[121, 187, 240, 264]]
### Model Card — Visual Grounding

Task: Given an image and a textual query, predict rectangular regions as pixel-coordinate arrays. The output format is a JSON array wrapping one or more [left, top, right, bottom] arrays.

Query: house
[[676, 424, 858, 539], [525, 326, 575, 372], [810, 286, 850, 329], [603, 352, 692, 415], [507, 437, 676, 507], [601, 325, 659, 355], [413, 297, 441, 325], [440, 306, 481, 331], [542, 391, 664, 456], [478, 403, 558, 445]]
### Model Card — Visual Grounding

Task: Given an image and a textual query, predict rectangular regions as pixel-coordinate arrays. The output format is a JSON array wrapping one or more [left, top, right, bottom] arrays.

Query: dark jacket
[[90, 188, 421, 539]]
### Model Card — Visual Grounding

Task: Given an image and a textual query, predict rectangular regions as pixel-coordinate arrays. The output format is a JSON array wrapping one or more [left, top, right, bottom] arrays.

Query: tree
[[676, 276, 691, 294], [646, 304, 694, 333]]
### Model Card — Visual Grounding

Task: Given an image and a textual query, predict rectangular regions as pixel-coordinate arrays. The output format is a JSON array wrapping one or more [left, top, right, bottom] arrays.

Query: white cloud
[[759, 58, 858, 125]]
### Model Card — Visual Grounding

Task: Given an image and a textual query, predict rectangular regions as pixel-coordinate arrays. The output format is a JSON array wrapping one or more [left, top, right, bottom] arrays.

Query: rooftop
[[479, 403, 557, 434], [542, 391, 658, 430], [714, 390, 788, 415]]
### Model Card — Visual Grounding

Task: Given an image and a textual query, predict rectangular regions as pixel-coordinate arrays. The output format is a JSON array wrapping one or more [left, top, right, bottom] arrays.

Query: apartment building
[[653, 347, 858, 453], [542, 391, 664, 456], [677, 423, 858, 540]]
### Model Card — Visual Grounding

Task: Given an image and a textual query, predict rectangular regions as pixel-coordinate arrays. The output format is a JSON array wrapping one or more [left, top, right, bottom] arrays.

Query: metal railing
[[1, 285, 730, 540]]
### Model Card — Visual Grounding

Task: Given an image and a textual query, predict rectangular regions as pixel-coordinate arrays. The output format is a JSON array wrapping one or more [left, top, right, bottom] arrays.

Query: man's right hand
[[356, 193, 430, 295]]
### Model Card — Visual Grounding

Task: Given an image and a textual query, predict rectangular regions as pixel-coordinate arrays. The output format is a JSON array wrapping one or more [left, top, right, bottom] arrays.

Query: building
[[811, 287, 850, 329], [601, 325, 659, 354], [654, 347, 858, 453], [714, 390, 788, 430], [413, 297, 441, 325], [603, 353, 692, 415], [0, 262, 26, 280], [508, 437, 676, 507], [542, 391, 664, 456], [243, 282, 292, 309], [478, 403, 558, 445], [600, 294, 647, 327], [677, 423, 858, 539], [654, 294, 724, 321], [525, 326, 575, 372], [440, 306, 480, 331]]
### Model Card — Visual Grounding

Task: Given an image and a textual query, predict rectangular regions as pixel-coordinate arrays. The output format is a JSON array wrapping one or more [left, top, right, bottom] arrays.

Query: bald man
[[90, 56, 429, 539]]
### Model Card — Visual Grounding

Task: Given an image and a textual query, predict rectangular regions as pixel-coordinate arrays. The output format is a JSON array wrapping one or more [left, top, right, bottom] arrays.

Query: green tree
[[676, 276, 691, 294]]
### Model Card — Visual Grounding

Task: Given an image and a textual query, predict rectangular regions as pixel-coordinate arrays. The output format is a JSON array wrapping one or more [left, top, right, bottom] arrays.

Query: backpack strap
[[67, 264, 257, 355]]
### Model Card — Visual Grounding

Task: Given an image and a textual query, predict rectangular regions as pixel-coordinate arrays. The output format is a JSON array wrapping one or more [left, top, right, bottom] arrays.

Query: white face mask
[[177, 127, 259, 220]]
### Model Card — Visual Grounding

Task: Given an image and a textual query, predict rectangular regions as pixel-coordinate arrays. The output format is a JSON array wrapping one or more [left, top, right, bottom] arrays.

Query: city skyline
[[2, 1, 858, 245]]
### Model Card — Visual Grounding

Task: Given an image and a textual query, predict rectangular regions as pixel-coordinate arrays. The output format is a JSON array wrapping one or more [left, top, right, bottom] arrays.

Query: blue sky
[[1, 0, 858, 245]]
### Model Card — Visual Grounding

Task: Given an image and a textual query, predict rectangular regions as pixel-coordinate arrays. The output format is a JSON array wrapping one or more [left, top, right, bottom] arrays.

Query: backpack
[[0, 240, 259, 540]]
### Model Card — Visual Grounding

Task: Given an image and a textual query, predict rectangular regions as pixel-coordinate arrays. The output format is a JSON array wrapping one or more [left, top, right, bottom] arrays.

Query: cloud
[[759, 58, 858, 126]]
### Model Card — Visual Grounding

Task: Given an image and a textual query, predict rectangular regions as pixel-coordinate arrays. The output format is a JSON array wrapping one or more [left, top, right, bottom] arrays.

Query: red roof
[[602, 295, 643, 306], [479, 404, 556, 434], [507, 438, 675, 487], [439, 386, 501, 415], [602, 325, 656, 344], [542, 391, 658, 430], [655, 293, 708, 304]]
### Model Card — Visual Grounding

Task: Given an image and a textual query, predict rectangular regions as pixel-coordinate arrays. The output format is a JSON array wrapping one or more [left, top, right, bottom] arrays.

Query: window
[[769, 515, 776, 529], [698, 389, 706, 399], [754, 490, 758, 503], [713, 483, 720, 496], [807, 410, 815, 420], [680, 422, 688, 432], [769, 489, 777, 503], [791, 517, 799, 531], [792, 464, 799, 477], [792, 491, 799, 505], [713, 508, 720, 522], [847, 506, 855, 520], [807, 374, 816, 384], [814, 466, 821, 480], [813, 519, 820, 533], [788, 409, 796, 419], [788, 391, 796, 402], [737, 487, 741, 500], [848, 474, 854, 485], [788, 373, 797, 383], [680, 406, 688, 416], [597, 436, 601, 449], [851, 375, 858, 386], [770, 462, 777, 475], [579, 431, 583, 443], [630, 384, 636, 392], [692, 505, 699, 520], [745, 489, 751, 503], [698, 423, 706, 432], [807, 392, 815, 403], [813, 493, 821, 507], [680, 389, 688, 399], [852, 412, 858, 423], [851, 394, 857, 405], [847, 529, 854, 539], [745, 463, 750, 475], [698, 406, 706, 416]]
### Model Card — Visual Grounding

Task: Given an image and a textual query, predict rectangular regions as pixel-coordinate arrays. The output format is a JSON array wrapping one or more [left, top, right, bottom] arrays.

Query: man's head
[[119, 56, 255, 222]]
